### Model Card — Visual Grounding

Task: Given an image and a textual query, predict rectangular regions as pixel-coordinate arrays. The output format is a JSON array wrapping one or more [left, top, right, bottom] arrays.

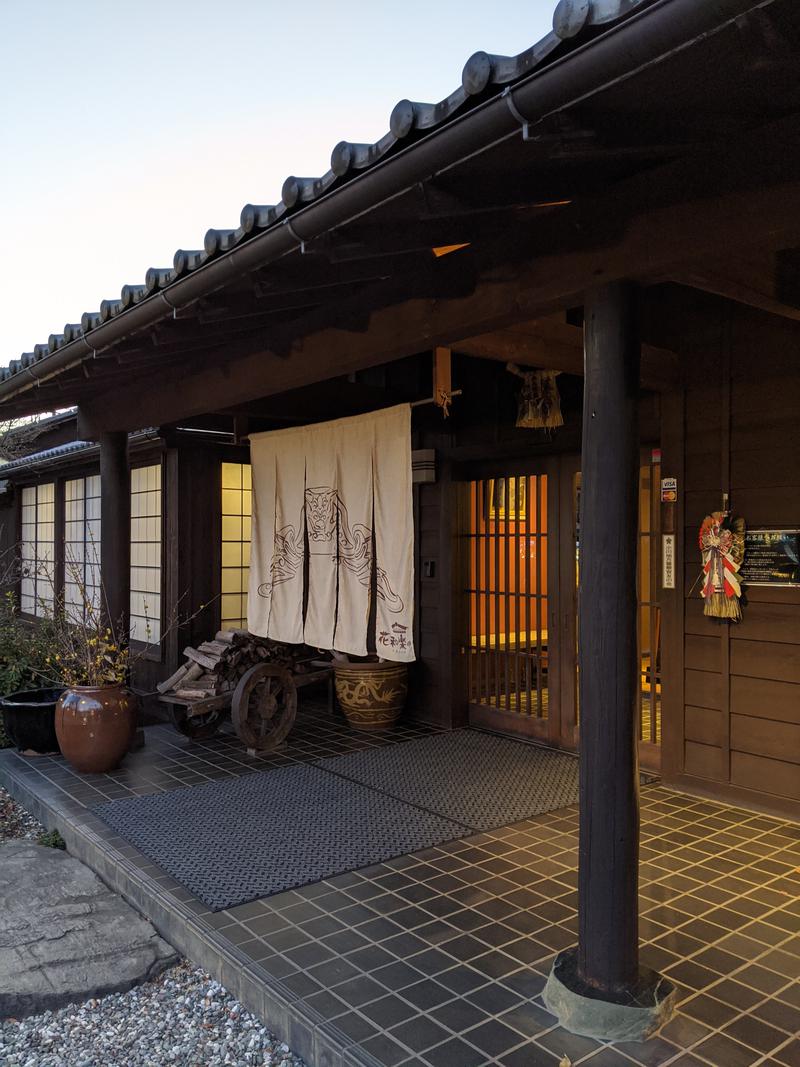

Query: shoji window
[[129, 464, 162, 643], [220, 462, 251, 631], [64, 475, 102, 623], [20, 483, 56, 617]]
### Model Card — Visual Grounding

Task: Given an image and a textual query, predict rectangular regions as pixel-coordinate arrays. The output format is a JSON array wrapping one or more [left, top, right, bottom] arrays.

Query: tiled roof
[[0, 430, 160, 475], [0, 0, 652, 386]]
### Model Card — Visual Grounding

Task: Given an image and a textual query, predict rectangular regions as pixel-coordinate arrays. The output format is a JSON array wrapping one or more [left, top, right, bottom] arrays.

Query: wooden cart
[[158, 658, 334, 752]]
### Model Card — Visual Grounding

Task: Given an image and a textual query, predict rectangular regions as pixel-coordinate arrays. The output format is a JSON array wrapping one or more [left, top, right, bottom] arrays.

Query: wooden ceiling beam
[[453, 324, 680, 391], [79, 171, 800, 433], [54, 117, 800, 433], [665, 248, 800, 322]]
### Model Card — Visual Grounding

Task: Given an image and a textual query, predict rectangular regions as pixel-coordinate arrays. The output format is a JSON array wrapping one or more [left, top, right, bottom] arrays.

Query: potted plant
[[0, 591, 62, 754], [0, 688, 64, 753], [332, 654, 408, 731], [50, 622, 137, 774]]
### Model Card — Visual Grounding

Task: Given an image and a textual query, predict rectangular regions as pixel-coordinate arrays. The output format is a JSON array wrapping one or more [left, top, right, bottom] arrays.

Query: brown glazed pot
[[55, 686, 137, 774], [333, 661, 408, 731]]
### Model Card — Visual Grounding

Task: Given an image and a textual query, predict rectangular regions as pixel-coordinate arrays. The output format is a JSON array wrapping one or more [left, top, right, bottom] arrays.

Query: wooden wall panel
[[730, 640, 800, 683], [730, 751, 800, 800], [685, 490, 725, 524], [731, 715, 800, 765], [0, 494, 16, 569], [728, 486, 800, 527], [742, 584, 800, 605], [685, 597, 710, 634], [731, 602, 800, 643], [684, 740, 725, 780], [731, 448, 800, 489], [685, 452, 722, 491], [674, 296, 800, 817], [684, 668, 723, 710], [731, 406, 800, 451], [730, 676, 800, 724], [730, 374, 800, 414], [419, 529, 438, 556], [685, 706, 724, 746], [685, 634, 721, 672]]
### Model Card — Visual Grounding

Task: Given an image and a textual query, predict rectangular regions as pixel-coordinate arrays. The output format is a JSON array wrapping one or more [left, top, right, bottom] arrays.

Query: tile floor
[[1, 700, 798, 1067]]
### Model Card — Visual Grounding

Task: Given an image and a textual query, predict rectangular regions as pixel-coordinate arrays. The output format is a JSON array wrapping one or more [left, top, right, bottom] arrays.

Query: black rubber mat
[[93, 763, 467, 911], [317, 730, 581, 832], [93, 731, 652, 910]]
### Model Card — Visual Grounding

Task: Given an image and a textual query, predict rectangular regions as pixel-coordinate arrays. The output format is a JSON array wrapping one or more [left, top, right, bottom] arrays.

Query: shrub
[[37, 829, 66, 850], [0, 592, 59, 748]]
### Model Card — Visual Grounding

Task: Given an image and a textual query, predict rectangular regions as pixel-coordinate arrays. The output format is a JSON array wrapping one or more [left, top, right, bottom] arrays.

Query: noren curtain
[[247, 405, 415, 663]]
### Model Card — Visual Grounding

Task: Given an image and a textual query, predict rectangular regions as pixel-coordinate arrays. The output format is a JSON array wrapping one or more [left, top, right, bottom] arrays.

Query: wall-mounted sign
[[662, 534, 676, 589], [660, 477, 677, 503], [740, 529, 800, 587]]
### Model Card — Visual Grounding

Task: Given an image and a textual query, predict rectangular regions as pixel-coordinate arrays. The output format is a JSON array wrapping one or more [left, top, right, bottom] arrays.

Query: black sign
[[741, 529, 800, 587]]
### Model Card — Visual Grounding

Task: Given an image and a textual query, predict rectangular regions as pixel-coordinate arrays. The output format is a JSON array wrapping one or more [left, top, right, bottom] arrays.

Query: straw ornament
[[699, 510, 746, 621]]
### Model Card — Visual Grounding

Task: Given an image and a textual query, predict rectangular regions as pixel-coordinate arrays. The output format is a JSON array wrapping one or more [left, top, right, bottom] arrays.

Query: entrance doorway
[[461, 461, 561, 745], [460, 451, 662, 770]]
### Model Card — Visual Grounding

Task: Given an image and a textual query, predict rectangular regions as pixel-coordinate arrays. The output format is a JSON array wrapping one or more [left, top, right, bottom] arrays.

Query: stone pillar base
[[543, 949, 676, 1043]]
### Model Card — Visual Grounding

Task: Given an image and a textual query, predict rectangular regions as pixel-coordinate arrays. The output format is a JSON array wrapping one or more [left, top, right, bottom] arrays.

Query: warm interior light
[[533, 199, 572, 207], [432, 243, 470, 258]]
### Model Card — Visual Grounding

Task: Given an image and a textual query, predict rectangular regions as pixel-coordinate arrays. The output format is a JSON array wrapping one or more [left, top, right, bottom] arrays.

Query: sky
[[0, 0, 556, 364]]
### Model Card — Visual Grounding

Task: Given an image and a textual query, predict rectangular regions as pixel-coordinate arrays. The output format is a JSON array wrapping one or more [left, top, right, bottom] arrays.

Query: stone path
[[0, 841, 177, 1018]]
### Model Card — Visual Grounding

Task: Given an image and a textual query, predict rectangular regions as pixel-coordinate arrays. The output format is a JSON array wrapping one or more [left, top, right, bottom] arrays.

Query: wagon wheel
[[167, 702, 225, 740], [232, 664, 297, 751]]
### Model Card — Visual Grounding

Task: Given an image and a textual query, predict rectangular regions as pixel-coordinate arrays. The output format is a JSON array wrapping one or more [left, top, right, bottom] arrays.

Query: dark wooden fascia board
[[63, 112, 800, 433]]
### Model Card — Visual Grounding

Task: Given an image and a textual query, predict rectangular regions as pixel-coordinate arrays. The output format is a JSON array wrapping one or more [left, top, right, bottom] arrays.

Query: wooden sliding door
[[459, 451, 662, 770], [461, 460, 562, 744]]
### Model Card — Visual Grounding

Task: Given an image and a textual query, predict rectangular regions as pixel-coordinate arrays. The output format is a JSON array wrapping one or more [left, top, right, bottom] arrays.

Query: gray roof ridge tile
[[0, 0, 653, 381]]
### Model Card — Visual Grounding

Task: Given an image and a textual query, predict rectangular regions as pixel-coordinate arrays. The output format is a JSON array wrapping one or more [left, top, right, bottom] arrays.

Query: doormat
[[92, 763, 467, 911], [92, 731, 656, 910], [318, 731, 658, 828], [317, 730, 582, 832]]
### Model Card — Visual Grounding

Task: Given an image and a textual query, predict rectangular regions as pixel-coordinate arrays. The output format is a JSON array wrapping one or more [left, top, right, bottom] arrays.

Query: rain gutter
[[0, 0, 771, 409]]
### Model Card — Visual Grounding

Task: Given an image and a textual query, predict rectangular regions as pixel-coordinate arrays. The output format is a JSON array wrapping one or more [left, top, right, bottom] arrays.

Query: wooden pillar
[[578, 281, 641, 994], [100, 432, 130, 639]]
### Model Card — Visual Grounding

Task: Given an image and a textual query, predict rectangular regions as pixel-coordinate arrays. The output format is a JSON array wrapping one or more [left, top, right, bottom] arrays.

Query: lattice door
[[463, 475, 550, 733]]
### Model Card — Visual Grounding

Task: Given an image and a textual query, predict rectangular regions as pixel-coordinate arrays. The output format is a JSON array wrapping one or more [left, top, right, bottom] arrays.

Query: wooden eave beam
[[453, 324, 679, 391], [40, 113, 800, 432], [77, 170, 800, 434], [666, 249, 800, 323]]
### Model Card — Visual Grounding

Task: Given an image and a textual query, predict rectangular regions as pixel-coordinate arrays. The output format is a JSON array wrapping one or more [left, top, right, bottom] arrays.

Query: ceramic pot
[[0, 688, 63, 754], [333, 661, 408, 731], [55, 686, 137, 773]]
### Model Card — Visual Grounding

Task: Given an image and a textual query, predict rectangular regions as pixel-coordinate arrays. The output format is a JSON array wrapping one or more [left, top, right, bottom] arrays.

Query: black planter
[[0, 688, 63, 754]]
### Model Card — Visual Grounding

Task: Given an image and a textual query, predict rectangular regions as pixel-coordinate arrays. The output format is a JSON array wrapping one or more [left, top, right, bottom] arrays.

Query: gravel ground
[[0, 962, 308, 1067], [0, 786, 45, 842], [1, 792, 307, 1067]]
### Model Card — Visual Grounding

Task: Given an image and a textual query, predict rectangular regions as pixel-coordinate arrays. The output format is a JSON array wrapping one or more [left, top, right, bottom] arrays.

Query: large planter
[[333, 661, 408, 731], [55, 686, 137, 774], [0, 688, 63, 754]]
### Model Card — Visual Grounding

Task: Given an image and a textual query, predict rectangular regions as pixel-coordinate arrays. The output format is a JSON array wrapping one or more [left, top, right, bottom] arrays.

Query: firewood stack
[[157, 631, 312, 700]]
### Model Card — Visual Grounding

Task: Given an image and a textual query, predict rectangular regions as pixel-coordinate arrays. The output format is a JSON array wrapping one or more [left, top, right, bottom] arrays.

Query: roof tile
[[3, 0, 652, 372]]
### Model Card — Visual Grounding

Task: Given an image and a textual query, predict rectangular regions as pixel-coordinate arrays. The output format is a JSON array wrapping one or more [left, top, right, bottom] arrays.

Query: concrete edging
[[0, 750, 380, 1067]]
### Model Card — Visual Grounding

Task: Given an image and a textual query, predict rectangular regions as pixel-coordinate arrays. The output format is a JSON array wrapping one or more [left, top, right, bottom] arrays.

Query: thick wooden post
[[536, 285, 673, 1036], [578, 281, 641, 993], [100, 432, 130, 639]]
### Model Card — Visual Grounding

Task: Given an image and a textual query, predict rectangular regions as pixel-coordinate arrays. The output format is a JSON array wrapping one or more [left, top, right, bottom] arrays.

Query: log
[[199, 640, 230, 655], [157, 661, 202, 694], [183, 646, 222, 671]]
